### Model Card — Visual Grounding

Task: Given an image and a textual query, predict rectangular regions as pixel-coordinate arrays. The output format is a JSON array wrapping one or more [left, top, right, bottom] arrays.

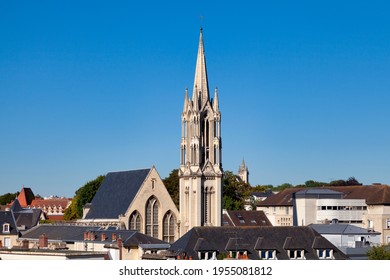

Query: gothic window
[[183, 120, 187, 138], [145, 197, 159, 238], [129, 211, 141, 232], [183, 145, 186, 164], [204, 187, 209, 224], [163, 211, 176, 243], [205, 119, 210, 160]]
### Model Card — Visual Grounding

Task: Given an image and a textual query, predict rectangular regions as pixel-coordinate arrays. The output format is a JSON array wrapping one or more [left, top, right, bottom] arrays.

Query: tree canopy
[[0, 192, 19, 205], [163, 169, 180, 209], [63, 175, 105, 220], [367, 245, 390, 260]]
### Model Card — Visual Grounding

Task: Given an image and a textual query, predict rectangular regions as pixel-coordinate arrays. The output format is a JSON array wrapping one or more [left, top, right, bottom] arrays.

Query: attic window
[[259, 250, 276, 260], [318, 249, 333, 259], [250, 220, 257, 224], [198, 251, 217, 260], [288, 250, 305, 260], [3, 223, 10, 233], [151, 179, 156, 190]]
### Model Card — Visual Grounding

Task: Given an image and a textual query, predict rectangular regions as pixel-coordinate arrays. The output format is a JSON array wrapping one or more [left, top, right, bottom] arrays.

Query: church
[[80, 28, 223, 241]]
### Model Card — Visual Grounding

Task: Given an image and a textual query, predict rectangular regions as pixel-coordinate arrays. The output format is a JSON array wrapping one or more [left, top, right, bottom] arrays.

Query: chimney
[[39, 234, 48, 248], [117, 237, 123, 260], [22, 239, 29, 249], [101, 233, 106, 241]]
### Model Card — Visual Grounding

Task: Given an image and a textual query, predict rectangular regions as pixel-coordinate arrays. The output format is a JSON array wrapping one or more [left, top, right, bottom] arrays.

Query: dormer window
[[288, 249, 305, 260], [3, 223, 10, 233], [198, 251, 217, 260], [259, 250, 276, 260], [317, 249, 333, 259]]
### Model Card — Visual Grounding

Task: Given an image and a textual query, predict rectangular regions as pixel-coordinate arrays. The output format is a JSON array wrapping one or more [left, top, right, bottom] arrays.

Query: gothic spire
[[213, 87, 219, 112], [193, 27, 209, 107], [183, 88, 189, 113]]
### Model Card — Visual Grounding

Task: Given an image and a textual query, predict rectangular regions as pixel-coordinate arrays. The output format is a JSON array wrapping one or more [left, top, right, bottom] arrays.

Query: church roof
[[85, 168, 151, 219]]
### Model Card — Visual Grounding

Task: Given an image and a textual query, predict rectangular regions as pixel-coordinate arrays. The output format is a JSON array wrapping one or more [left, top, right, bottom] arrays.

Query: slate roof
[[258, 185, 390, 207], [223, 210, 272, 227], [13, 209, 42, 230], [251, 190, 274, 198], [85, 168, 151, 219], [0, 211, 18, 235], [170, 226, 348, 260], [309, 224, 381, 236], [20, 224, 167, 247]]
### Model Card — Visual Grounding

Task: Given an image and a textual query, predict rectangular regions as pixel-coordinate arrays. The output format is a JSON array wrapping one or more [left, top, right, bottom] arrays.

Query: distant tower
[[179, 28, 223, 234], [238, 159, 249, 184]]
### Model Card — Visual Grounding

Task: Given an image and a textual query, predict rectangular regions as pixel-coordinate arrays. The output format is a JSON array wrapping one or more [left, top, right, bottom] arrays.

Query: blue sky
[[1, 1, 390, 197]]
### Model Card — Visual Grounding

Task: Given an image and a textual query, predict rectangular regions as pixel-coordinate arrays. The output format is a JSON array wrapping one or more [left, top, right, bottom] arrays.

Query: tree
[[63, 175, 105, 220], [345, 177, 362, 186], [329, 177, 362, 186], [329, 180, 347, 186], [367, 245, 390, 260], [163, 169, 180, 209], [274, 183, 294, 191], [0, 192, 19, 205], [304, 180, 328, 188], [222, 171, 251, 210], [252, 185, 273, 192]]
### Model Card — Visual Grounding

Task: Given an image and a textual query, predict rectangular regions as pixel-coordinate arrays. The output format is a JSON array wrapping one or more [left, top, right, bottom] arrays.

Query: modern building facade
[[258, 184, 390, 245], [179, 28, 223, 234]]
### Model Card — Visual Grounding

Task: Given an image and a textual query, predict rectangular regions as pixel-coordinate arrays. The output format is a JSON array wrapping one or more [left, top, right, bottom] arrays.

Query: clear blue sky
[[1, 1, 390, 197]]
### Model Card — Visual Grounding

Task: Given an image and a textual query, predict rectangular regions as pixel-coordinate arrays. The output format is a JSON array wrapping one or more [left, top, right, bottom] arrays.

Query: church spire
[[213, 87, 219, 112], [193, 27, 209, 107], [183, 88, 189, 113]]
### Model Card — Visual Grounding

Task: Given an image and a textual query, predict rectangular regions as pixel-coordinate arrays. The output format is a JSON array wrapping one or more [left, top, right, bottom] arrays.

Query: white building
[[294, 188, 367, 227]]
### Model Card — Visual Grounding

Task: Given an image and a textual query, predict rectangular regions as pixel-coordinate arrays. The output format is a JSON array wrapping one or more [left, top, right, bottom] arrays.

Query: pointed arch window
[[129, 211, 141, 232], [163, 211, 176, 243], [146, 197, 159, 238]]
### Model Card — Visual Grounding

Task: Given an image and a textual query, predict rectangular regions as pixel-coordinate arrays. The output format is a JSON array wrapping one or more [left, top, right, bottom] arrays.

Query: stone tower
[[238, 159, 249, 184], [179, 28, 223, 234]]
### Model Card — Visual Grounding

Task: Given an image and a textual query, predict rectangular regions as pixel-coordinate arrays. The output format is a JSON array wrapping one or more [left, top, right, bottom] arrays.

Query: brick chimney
[[39, 234, 48, 248], [117, 236, 123, 260], [22, 239, 29, 249]]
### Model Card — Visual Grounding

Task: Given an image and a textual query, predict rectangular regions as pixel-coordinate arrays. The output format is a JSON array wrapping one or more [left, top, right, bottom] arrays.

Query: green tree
[[252, 185, 273, 192], [329, 177, 362, 186], [63, 175, 105, 220], [329, 179, 347, 186], [367, 245, 390, 260], [304, 180, 328, 188], [0, 192, 19, 205], [345, 177, 362, 186], [222, 171, 251, 210], [274, 183, 294, 191], [163, 169, 180, 209]]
